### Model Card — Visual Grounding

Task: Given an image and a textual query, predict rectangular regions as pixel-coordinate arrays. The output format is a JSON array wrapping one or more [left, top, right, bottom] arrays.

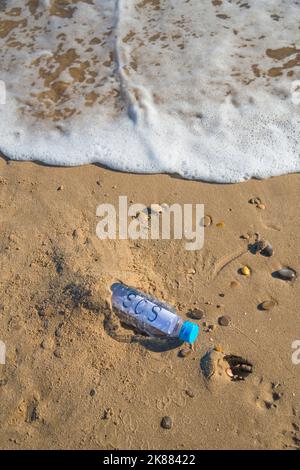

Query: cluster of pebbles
[[180, 197, 298, 386]]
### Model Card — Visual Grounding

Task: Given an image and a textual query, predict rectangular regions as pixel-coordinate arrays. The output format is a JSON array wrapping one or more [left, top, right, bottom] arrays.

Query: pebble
[[218, 315, 231, 326], [276, 268, 297, 281], [187, 268, 196, 275], [230, 280, 240, 288], [260, 300, 276, 311], [185, 389, 195, 398], [272, 392, 282, 401], [255, 239, 267, 251], [201, 215, 212, 227], [161, 416, 172, 430], [241, 266, 251, 276], [257, 203, 266, 210], [249, 197, 261, 205], [261, 243, 273, 257], [216, 221, 225, 228], [57, 185, 63, 191], [188, 308, 204, 320], [179, 348, 192, 358], [53, 349, 62, 358], [90, 389, 96, 397]]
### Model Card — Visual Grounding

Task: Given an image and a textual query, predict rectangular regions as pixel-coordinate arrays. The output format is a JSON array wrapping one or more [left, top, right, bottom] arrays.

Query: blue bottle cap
[[179, 321, 199, 344]]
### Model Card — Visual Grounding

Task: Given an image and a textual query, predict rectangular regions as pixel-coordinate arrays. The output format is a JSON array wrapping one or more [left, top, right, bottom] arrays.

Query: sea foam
[[0, 0, 299, 182]]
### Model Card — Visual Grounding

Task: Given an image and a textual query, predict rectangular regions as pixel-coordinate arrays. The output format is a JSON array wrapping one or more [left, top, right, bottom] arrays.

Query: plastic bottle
[[111, 282, 199, 343]]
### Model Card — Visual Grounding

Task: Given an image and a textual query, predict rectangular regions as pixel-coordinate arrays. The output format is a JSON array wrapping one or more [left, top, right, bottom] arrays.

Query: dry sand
[[0, 155, 299, 449]]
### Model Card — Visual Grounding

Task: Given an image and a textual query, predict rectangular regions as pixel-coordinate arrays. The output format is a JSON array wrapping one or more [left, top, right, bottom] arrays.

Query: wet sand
[[0, 156, 300, 449]]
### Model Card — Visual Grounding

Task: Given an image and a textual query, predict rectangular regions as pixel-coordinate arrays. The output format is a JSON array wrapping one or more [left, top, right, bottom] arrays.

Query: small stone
[[185, 389, 195, 398], [241, 266, 251, 276], [101, 408, 113, 420], [230, 280, 240, 288], [201, 215, 212, 227], [249, 197, 261, 205], [208, 324, 216, 331], [53, 349, 62, 358], [188, 308, 204, 320], [272, 392, 282, 401], [216, 221, 225, 228], [90, 389, 96, 397], [57, 185, 63, 191], [257, 203, 266, 210], [187, 268, 196, 275], [260, 300, 276, 311], [261, 243, 273, 257], [28, 406, 39, 423], [275, 268, 297, 281], [240, 234, 250, 240], [161, 416, 172, 430], [218, 315, 231, 326], [179, 348, 192, 358], [55, 328, 62, 338], [255, 239, 267, 251]]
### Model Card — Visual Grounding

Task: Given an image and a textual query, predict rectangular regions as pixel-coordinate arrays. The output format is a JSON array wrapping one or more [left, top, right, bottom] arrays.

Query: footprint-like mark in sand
[[254, 379, 283, 411]]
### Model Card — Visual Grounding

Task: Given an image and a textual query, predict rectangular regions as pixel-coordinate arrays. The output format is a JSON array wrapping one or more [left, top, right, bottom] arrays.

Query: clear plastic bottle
[[111, 282, 199, 344]]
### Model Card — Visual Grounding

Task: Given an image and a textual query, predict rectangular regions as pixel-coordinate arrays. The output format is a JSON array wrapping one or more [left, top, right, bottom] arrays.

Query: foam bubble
[[0, 0, 299, 182]]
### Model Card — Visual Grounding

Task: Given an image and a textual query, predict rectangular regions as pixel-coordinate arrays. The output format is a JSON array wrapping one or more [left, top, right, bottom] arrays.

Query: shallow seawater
[[0, 0, 299, 182]]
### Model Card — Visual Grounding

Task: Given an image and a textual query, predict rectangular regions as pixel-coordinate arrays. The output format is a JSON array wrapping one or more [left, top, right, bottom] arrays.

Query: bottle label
[[112, 286, 179, 336]]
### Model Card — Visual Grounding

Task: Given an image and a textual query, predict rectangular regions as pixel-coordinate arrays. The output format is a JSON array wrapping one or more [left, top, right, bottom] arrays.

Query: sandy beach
[[0, 154, 299, 449]]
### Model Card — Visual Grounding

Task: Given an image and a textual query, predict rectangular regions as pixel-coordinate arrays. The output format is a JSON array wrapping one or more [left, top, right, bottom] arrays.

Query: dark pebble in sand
[[261, 243, 273, 257], [179, 348, 191, 358], [272, 392, 282, 401], [188, 308, 204, 320], [0, 379, 8, 386], [90, 389, 96, 397], [249, 197, 261, 205], [259, 300, 276, 311], [218, 315, 231, 326], [53, 349, 62, 358], [185, 389, 195, 398], [274, 268, 296, 281], [161, 416, 172, 429], [29, 407, 39, 423]]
